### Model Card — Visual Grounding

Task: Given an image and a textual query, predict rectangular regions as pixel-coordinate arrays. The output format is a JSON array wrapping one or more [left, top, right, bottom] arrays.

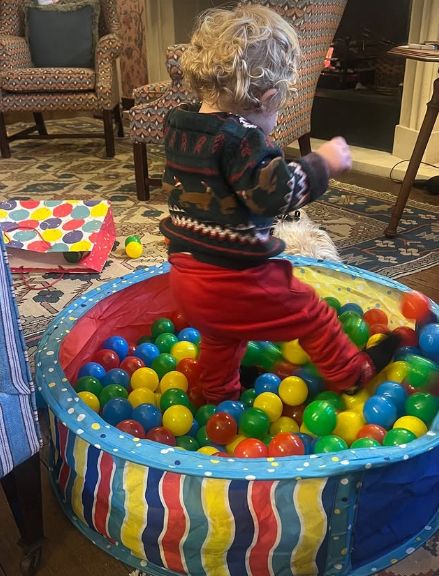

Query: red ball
[[282, 403, 305, 425], [206, 412, 238, 445], [145, 426, 176, 446], [356, 424, 387, 444], [369, 323, 390, 336], [213, 451, 229, 458], [268, 433, 305, 457], [400, 291, 431, 321], [127, 344, 137, 356], [392, 326, 418, 347], [116, 419, 146, 438], [172, 311, 189, 332], [233, 438, 268, 458], [187, 384, 206, 409], [177, 358, 202, 387], [92, 348, 120, 371], [363, 309, 388, 328], [120, 355, 145, 376]]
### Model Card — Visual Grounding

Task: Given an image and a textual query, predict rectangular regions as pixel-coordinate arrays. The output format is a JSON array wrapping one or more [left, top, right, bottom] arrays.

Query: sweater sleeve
[[223, 126, 329, 218]]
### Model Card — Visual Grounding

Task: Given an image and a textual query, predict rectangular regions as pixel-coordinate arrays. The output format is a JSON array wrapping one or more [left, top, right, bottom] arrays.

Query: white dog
[[273, 209, 341, 262]]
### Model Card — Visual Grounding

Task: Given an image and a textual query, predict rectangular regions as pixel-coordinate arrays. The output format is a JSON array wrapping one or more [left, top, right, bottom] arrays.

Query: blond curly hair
[[181, 4, 300, 113]]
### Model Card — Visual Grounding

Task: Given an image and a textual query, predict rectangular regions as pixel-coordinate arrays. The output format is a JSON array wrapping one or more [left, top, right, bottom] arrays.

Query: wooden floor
[[0, 171, 438, 576]]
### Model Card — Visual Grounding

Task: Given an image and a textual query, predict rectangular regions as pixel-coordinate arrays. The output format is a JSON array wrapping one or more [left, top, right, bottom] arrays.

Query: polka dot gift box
[[0, 200, 115, 273]]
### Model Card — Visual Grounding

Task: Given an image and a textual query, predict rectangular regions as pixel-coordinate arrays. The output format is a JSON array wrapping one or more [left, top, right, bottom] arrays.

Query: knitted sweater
[[159, 104, 329, 269]]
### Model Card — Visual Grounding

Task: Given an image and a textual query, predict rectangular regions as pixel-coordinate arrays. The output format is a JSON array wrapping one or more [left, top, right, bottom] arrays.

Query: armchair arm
[[95, 33, 122, 109], [165, 43, 189, 81], [0, 35, 32, 71], [133, 81, 171, 105]]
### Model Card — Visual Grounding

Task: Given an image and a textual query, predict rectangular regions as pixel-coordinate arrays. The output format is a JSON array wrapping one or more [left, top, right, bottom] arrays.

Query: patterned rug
[[0, 117, 438, 575]]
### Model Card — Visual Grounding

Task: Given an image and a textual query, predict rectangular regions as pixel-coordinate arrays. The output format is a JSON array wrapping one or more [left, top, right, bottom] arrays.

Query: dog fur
[[273, 209, 341, 262]]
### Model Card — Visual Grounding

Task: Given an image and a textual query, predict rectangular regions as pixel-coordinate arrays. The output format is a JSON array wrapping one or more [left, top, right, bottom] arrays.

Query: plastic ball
[[351, 438, 380, 449], [296, 432, 315, 455], [151, 353, 177, 379], [145, 426, 176, 446], [102, 335, 129, 361], [405, 354, 438, 388], [172, 311, 189, 332], [187, 418, 200, 438], [416, 310, 439, 332], [215, 400, 245, 424], [356, 423, 387, 443], [206, 412, 238, 445], [155, 333, 179, 354], [268, 432, 305, 457], [100, 384, 128, 407], [400, 290, 431, 321], [295, 366, 324, 398], [393, 326, 419, 348], [270, 416, 299, 435], [75, 376, 103, 397], [198, 446, 220, 456], [323, 296, 341, 312], [160, 388, 190, 411], [419, 323, 439, 361], [303, 400, 337, 436], [195, 425, 211, 448], [195, 404, 216, 426], [78, 361, 106, 380], [368, 324, 390, 337], [162, 405, 193, 436], [278, 375, 309, 406], [253, 391, 283, 422], [393, 415, 428, 438], [132, 403, 162, 432], [92, 348, 120, 371], [240, 388, 257, 408], [159, 370, 188, 393], [101, 368, 130, 389], [300, 421, 317, 437], [383, 428, 416, 446], [241, 341, 262, 367], [394, 346, 423, 362], [176, 435, 199, 451], [254, 373, 281, 395], [128, 387, 156, 408], [256, 341, 283, 370], [405, 392, 438, 426], [116, 419, 146, 438], [366, 333, 388, 348], [177, 327, 201, 344], [134, 342, 160, 366], [130, 367, 159, 391], [125, 241, 143, 259], [226, 434, 247, 454], [375, 381, 408, 414], [272, 360, 297, 380], [234, 438, 268, 458], [151, 318, 175, 339], [78, 391, 100, 412], [239, 407, 270, 439], [187, 385, 205, 409], [124, 235, 141, 247], [282, 402, 305, 422], [340, 314, 370, 349], [313, 435, 348, 453], [176, 358, 201, 387], [171, 341, 198, 363], [281, 340, 310, 365], [315, 391, 345, 411], [102, 398, 133, 426], [363, 308, 388, 328], [339, 302, 364, 317], [119, 355, 145, 376], [363, 395, 397, 429], [333, 410, 365, 445]]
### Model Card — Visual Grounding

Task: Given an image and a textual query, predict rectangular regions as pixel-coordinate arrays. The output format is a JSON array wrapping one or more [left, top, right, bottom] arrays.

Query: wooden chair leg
[[113, 103, 124, 137], [298, 132, 312, 156], [0, 112, 11, 158], [133, 141, 150, 201], [103, 109, 115, 158], [33, 112, 47, 136]]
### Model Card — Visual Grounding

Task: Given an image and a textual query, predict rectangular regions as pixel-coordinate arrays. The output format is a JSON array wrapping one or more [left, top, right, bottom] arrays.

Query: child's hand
[[316, 137, 352, 176]]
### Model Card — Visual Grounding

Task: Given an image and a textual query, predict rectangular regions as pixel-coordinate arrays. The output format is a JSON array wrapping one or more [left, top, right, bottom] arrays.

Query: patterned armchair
[[129, 0, 347, 201], [0, 0, 123, 159]]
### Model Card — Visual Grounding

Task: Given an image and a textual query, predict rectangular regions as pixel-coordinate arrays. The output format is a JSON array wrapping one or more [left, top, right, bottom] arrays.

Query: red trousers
[[169, 254, 368, 403]]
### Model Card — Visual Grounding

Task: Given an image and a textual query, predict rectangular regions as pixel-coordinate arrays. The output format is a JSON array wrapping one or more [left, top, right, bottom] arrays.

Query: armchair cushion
[[25, 0, 100, 68], [0, 66, 95, 93]]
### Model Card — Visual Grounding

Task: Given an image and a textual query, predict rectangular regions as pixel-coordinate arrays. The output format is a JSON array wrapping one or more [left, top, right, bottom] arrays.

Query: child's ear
[[260, 88, 278, 108]]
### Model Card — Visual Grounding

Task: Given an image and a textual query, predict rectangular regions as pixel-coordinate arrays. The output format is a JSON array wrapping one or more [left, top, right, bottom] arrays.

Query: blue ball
[[188, 418, 200, 438], [102, 398, 132, 426], [363, 395, 398, 429], [375, 381, 408, 415], [395, 346, 422, 361], [134, 342, 160, 366], [419, 323, 439, 362], [178, 327, 201, 344], [78, 361, 106, 380], [132, 403, 162, 432], [295, 366, 324, 398], [254, 372, 281, 395], [415, 311, 439, 333], [338, 303, 364, 317], [215, 400, 245, 423], [101, 368, 130, 389], [296, 432, 315, 455], [102, 335, 129, 360]]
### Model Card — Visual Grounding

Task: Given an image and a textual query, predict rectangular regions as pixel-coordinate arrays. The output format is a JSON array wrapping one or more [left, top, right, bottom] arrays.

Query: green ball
[[405, 392, 438, 426], [303, 400, 337, 436], [383, 428, 416, 446], [257, 342, 283, 370], [324, 296, 341, 312], [151, 353, 177, 379], [63, 251, 86, 263], [313, 435, 348, 453], [240, 388, 257, 408], [351, 438, 381, 449], [195, 404, 216, 426], [241, 341, 262, 367], [137, 335, 152, 345], [340, 313, 370, 349], [405, 354, 438, 388], [159, 388, 190, 411], [261, 433, 274, 446], [155, 332, 179, 353], [151, 318, 175, 339], [125, 235, 141, 247], [239, 407, 270, 439], [176, 435, 200, 451], [316, 391, 345, 411], [195, 425, 211, 447], [75, 376, 103, 397], [99, 384, 128, 407]]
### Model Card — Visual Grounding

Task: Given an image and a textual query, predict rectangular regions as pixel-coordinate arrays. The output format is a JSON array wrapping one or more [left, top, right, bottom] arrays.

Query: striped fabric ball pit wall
[[35, 256, 439, 576]]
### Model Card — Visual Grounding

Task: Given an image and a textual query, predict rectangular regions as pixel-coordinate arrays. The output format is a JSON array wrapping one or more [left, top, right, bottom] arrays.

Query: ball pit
[[36, 256, 439, 576]]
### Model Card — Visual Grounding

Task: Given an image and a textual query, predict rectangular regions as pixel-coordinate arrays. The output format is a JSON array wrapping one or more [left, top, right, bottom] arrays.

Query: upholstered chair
[[129, 0, 348, 200], [0, 0, 124, 159]]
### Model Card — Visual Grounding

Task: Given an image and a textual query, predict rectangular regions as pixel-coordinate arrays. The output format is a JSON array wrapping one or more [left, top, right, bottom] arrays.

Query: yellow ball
[[171, 341, 198, 363], [162, 405, 193, 436], [342, 388, 370, 414], [78, 391, 100, 412], [270, 416, 299, 435], [198, 446, 219, 455], [226, 434, 247, 454], [154, 391, 161, 406], [128, 387, 156, 408], [253, 392, 283, 422], [281, 339, 310, 365], [131, 367, 159, 391], [160, 370, 188, 393], [366, 333, 387, 348], [125, 241, 143, 259], [393, 415, 428, 438], [278, 376, 308, 406], [386, 361, 408, 383], [333, 410, 365, 445]]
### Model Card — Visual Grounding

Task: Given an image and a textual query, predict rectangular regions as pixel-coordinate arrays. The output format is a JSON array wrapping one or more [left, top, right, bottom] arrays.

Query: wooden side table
[[384, 46, 439, 238]]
